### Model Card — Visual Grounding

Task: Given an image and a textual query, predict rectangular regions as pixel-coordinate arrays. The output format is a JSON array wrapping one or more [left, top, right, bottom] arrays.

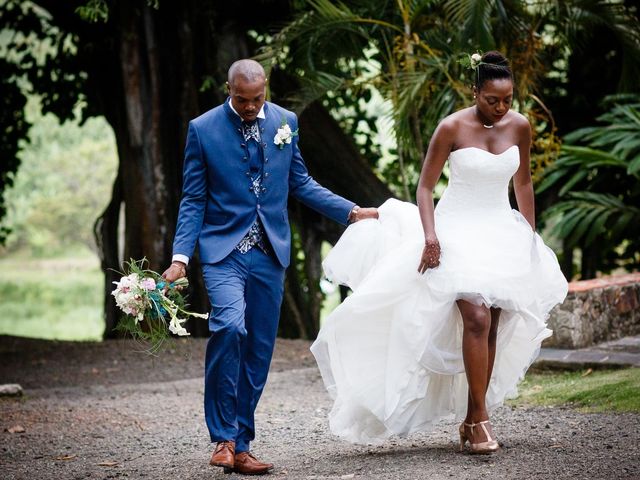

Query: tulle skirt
[[311, 199, 568, 444]]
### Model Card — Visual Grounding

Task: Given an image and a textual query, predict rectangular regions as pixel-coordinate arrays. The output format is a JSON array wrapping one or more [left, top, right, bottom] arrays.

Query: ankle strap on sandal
[[463, 420, 494, 441]]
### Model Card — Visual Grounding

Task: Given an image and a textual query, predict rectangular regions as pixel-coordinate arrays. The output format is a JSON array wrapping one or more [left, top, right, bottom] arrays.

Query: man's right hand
[[162, 261, 187, 283]]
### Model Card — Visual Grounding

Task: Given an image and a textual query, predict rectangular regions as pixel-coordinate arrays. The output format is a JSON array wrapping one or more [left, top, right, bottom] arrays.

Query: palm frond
[[443, 0, 495, 50], [543, 191, 640, 247], [563, 97, 640, 177]]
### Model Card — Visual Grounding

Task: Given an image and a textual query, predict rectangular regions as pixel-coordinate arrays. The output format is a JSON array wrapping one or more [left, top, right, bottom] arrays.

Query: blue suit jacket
[[172, 100, 356, 268]]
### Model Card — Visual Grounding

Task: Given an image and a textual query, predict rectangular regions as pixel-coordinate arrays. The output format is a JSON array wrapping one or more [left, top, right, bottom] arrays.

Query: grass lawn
[[513, 368, 640, 413], [0, 252, 105, 341]]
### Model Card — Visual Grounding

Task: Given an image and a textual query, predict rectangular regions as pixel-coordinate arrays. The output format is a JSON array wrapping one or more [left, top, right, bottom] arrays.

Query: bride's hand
[[418, 238, 440, 274]]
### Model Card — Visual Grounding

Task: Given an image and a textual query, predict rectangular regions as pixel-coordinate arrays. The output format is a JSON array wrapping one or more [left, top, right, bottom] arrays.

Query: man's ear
[[226, 81, 231, 95]]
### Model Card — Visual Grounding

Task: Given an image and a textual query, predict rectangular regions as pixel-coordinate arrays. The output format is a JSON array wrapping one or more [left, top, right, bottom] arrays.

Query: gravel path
[[1, 336, 638, 480]]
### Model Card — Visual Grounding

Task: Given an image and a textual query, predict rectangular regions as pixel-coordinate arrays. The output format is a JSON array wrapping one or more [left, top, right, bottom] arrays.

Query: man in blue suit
[[163, 59, 378, 475]]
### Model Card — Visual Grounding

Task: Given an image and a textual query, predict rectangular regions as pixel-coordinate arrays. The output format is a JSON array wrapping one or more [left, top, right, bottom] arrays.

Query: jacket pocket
[[204, 213, 228, 225]]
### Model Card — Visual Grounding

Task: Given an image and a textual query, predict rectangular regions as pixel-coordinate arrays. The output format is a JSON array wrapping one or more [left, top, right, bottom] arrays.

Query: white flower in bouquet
[[112, 273, 148, 322], [169, 317, 190, 336]]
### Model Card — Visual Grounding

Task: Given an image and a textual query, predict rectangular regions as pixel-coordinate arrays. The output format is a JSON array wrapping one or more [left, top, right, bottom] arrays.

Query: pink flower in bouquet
[[141, 277, 156, 291]]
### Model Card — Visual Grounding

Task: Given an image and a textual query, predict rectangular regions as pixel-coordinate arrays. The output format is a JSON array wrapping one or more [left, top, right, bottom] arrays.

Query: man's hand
[[349, 206, 379, 223], [162, 261, 187, 284]]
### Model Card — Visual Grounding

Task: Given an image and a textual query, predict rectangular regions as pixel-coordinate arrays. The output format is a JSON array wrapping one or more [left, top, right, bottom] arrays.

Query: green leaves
[[538, 95, 640, 270], [444, 0, 495, 51], [568, 101, 640, 177], [75, 0, 109, 23], [543, 192, 638, 248]]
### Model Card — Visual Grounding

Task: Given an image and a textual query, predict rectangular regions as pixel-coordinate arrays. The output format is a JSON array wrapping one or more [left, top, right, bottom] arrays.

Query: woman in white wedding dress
[[311, 51, 568, 453]]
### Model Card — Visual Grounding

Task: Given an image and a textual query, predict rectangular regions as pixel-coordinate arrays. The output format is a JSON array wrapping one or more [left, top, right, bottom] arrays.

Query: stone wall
[[544, 273, 640, 349]]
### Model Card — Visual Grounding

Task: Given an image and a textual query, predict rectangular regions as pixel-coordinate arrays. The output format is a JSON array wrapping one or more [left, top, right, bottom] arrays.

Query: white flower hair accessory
[[458, 51, 485, 71], [273, 118, 299, 149]]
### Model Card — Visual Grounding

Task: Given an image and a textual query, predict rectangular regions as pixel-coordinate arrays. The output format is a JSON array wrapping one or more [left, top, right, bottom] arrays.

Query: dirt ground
[[1, 335, 638, 480]]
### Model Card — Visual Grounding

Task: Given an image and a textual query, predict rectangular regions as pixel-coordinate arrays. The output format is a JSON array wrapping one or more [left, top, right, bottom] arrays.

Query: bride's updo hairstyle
[[475, 51, 512, 90]]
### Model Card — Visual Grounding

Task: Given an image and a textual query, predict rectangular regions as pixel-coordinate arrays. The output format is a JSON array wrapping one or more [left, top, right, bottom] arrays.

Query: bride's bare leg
[[458, 300, 491, 425], [463, 307, 502, 421]]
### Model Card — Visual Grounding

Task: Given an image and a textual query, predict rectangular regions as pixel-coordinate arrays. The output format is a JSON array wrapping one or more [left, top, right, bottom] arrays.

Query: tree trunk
[[93, 170, 123, 338], [90, 2, 213, 337]]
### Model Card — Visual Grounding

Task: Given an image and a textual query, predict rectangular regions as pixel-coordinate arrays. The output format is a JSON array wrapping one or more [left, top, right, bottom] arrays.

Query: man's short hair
[[228, 59, 266, 85]]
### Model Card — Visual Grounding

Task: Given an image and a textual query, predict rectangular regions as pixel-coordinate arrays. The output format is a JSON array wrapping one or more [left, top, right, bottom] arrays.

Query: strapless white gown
[[311, 146, 568, 444]]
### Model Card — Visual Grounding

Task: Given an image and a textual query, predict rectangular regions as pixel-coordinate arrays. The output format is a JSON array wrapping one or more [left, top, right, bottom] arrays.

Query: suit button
[[261, 187, 267, 193], [264, 172, 269, 178], [243, 156, 248, 161], [265, 158, 269, 163], [241, 143, 246, 148], [257, 204, 261, 209], [237, 128, 242, 133], [245, 172, 251, 176], [262, 143, 267, 148]]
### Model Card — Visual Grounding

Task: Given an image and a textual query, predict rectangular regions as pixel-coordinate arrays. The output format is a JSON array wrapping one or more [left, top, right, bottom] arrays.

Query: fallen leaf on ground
[[7, 425, 25, 433], [581, 368, 593, 377], [549, 444, 564, 449], [55, 455, 76, 461], [98, 461, 119, 467]]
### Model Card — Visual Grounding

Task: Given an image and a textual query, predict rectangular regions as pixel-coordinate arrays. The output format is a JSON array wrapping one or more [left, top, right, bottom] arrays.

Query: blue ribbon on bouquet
[[149, 288, 168, 318]]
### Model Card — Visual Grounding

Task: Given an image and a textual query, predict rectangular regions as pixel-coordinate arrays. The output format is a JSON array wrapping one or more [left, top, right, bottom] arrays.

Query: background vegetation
[[0, 0, 639, 342], [0, 97, 116, 340]]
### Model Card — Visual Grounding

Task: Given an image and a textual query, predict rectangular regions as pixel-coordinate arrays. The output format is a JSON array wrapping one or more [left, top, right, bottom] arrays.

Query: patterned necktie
[[235, 119, 269, 255], [242, 120, 261, 143]]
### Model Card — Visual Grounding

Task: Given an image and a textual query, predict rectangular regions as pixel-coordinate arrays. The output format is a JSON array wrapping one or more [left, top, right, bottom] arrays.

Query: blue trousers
[[202, 248, 285, 453]]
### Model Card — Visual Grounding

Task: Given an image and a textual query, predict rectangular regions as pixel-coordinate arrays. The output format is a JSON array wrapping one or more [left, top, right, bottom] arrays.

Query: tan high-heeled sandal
[[459, 420, 499, 454]]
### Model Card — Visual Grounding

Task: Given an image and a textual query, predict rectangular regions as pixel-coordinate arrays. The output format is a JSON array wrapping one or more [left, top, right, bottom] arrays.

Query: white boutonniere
[[273, 118, 298, 149]]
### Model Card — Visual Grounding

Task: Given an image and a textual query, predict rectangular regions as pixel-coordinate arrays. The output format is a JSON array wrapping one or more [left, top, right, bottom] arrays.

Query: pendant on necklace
[[483, 123, 494, 129]]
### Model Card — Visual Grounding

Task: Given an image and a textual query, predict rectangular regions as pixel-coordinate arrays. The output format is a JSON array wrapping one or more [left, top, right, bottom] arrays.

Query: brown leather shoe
[[209, 440, 235, 470], [233, 451, 274, 475]]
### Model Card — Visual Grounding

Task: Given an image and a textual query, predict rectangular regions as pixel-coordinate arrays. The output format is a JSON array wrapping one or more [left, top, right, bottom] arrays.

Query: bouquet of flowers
[[112, 259, 208, 353]]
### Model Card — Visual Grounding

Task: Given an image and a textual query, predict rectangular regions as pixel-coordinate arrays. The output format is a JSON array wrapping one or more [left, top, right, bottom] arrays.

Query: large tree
[[0, 0, 391, 339]]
